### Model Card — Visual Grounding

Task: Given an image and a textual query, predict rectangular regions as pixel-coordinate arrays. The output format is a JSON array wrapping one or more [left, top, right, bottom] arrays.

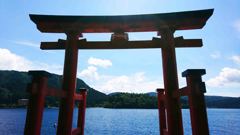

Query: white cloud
[[210, 51, 221, 59], [234, 19, 240, 33], [0, 48, 62, 74], [0, 48, 32, 71], [93, 72, 163, 94], [78, 66, 99, 81], [79, 56, 163, 94], [206, 67, 240, 87], [12, 40, 39, 48], [88, 57, 112, 68], [231, 55, 240, 65]]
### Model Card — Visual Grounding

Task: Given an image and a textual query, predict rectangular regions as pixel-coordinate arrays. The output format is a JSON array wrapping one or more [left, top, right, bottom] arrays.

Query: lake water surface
[[0, 108, 239, 135]]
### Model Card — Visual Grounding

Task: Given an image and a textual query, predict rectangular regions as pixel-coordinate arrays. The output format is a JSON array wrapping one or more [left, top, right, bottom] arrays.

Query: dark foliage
[[0, 70, 107, 107], [100, 93, 189, 109], [205, 96, 240, 108], [101, 93, 158, 109]]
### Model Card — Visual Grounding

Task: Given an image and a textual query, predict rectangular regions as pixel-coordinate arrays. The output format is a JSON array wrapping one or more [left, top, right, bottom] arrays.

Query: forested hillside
[[0, 70, 107, 107]]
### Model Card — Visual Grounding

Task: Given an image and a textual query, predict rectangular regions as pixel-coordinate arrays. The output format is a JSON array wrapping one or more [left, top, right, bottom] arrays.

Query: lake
[[0, 108, 239, 135]]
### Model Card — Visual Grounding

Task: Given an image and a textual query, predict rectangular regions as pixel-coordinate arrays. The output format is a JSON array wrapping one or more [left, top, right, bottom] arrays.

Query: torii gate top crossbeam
[[30, 9, 213, 33]]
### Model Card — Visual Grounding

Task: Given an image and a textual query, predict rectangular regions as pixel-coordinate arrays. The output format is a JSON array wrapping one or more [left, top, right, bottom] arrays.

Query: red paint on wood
[[182, 69, 209, 135], [160, 29, 184, 135], [157, 89, 167, 135], [77, 89, 87, 135], [24, 71, 49, 135], [57, 32, 79, 135]]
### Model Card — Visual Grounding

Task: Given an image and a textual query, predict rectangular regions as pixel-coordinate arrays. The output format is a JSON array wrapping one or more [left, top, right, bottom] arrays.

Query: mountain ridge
[[0, 70, 239, 108], [0, 70, 107, 107]]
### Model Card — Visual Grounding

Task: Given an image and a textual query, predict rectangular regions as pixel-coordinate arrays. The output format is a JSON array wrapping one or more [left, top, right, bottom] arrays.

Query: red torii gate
[[25, 9, 213, 135]]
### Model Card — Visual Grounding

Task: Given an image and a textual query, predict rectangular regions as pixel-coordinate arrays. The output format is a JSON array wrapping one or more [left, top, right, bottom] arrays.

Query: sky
[[0, 0, 239, 97]]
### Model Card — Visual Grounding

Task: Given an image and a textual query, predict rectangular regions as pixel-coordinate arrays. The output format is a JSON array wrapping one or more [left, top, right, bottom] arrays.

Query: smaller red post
[[182, 69, 209, 135], [157, 88, 166, 135], [76, 88, 87, 135], [24, 70, 51, 135]]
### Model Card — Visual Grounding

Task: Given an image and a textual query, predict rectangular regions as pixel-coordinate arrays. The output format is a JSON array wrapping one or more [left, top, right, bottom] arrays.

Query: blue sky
[[0, 0, 239, 96]]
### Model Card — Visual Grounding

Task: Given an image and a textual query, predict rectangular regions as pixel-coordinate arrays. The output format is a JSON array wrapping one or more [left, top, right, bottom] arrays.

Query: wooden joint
[[74, 94, 83, 101], [173, 91, 180, 98], [173, 87, 189, 97], [158, 28, 175, 36], [180, 87, 190, 96], [111, 32, 129, 41], [65, 31, 82, 39]]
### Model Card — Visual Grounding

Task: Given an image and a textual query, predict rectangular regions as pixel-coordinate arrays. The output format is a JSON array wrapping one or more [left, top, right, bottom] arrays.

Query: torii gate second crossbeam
[[25, 9, 213, 135]]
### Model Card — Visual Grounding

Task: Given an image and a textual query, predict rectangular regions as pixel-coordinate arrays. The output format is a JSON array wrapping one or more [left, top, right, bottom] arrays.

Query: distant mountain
[[145, 92, 240, 108], [146, 92, 157, 97], [0, 70, 239, 109], [0, 70, 107, 107], [205, 96, 240, 108]]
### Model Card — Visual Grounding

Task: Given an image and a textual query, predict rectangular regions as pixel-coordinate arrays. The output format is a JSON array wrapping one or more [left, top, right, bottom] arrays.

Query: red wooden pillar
[[24, 70, 50, 135], [57, 32, 80, 135], [182, 69, 209, 135], [160, 29, 183, 135], [77, 88, 87, 135], [157, 88, 166, 135]]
